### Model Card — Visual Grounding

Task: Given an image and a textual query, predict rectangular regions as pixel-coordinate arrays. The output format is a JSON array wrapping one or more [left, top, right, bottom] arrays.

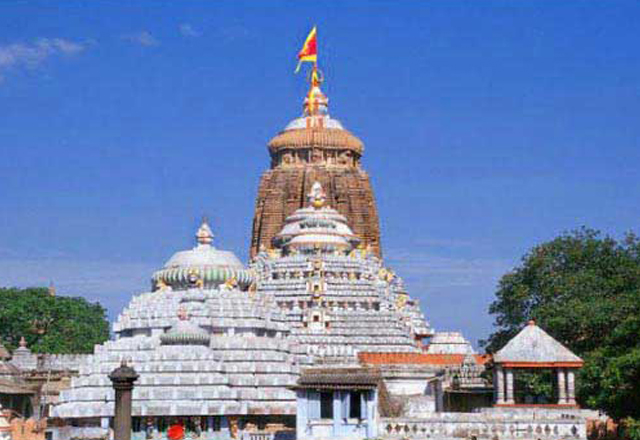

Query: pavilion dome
[[152, 220, 254, 290], [493, 320, 583, 365], [273, 182, 360, 254]]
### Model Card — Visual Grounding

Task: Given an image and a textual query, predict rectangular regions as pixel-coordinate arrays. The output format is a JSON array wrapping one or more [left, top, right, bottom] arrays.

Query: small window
[[320, 392, 333, 419], [350, 392, 362, 419]]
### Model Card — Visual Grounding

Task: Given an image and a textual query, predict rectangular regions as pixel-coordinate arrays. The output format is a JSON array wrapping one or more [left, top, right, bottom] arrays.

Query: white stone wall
[[380, 408, 598, 440]]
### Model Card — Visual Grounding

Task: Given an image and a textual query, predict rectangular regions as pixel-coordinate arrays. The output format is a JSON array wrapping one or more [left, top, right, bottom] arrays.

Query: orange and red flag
[[295, 26, 317, 73]]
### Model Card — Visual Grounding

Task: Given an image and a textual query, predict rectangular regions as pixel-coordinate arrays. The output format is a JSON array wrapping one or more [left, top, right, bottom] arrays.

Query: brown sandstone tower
[[250, 69, 382, 258]]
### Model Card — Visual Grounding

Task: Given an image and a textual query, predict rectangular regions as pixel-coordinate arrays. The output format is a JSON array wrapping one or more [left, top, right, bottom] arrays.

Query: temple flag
[[295, 26, 317, 73]]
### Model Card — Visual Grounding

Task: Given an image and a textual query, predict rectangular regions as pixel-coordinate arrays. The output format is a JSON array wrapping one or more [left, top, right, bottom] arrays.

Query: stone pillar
[[109, 361, 139, 440], [495, 366, 506, 405], [557, 368, 567, 405], [505, 369, 515, 404], [567, 369, 576, 405]]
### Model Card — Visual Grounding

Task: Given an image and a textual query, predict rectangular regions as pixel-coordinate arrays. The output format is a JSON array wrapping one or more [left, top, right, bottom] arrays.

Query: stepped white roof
[[426, 332, 475, 355], [53, 223, 310, 420]]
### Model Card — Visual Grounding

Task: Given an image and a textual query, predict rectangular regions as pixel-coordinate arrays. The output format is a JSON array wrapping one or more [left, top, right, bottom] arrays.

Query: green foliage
[[622, 418, 640, 440], [0, 287, 109, 354], [514, 370, 555, 403], [482, 228, 640, 420], [580, 348, 640, 420]]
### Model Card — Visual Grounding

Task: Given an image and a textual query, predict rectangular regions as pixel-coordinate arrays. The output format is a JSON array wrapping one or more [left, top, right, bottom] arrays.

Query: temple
[[0, 58, 604, 440]]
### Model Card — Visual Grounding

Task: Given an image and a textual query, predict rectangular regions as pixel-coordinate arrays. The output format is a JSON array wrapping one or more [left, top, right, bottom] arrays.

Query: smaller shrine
[[293, 368, 380, 440], [492, 320, 584, 406], [0, 341, 34, 419]]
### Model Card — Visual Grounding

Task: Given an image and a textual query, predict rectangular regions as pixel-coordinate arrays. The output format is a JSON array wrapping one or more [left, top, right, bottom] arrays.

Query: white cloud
[[0, 38, 85, 81], [122, 31, 159, 47], [179, 24, 201, 38]]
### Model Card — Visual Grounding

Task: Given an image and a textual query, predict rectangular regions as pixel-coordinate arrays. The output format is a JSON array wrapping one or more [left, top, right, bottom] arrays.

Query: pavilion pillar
[[557, 368, 567, 405], [567, 369, 576, 405], [505, 369, 515, 404], [495, 366, 505, 405], [109, 361, 139, 440]]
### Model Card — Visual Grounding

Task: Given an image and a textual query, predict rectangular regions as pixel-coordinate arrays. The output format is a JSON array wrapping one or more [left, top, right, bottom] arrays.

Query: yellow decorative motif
[[267, 247, 281, 259], [222, 277, 238, 291], [396, 292, 408, 310], [378, 267, 395, 282], [155, 278, 171, 291]]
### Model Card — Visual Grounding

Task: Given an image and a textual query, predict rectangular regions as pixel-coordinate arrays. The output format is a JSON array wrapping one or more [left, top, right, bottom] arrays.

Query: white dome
[[164, 246, 244, 269], [152, 221, 254, 290]]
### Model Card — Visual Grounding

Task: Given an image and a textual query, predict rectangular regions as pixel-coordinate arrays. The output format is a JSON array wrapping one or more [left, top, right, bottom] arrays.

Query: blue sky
[[1, 1, 639, 347]]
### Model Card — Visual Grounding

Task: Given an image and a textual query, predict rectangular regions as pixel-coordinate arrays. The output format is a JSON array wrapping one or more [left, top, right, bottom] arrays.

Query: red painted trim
[[500, 362, 583, 368]]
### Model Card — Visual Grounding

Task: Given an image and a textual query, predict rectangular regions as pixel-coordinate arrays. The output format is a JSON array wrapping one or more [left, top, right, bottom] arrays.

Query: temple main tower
[[250, 71, 382, 258]]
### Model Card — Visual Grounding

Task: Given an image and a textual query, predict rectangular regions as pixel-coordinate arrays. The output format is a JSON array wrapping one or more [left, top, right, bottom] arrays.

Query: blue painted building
[[294, 368, 379, 440]]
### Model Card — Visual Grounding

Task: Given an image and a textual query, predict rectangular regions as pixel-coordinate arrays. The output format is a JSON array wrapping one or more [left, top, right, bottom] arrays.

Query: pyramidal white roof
[[493, 321, 583, 365]]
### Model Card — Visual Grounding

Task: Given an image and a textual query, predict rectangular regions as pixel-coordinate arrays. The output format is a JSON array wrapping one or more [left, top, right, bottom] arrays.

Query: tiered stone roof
[[53, 223, 311, 421], [252, 183, 432, 358], [426, 332, 476, 355]]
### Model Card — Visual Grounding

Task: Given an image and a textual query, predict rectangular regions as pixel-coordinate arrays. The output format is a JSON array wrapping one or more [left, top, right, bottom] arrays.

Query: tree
[[0, 287, 110, 354], [482, 228, 640, 422]]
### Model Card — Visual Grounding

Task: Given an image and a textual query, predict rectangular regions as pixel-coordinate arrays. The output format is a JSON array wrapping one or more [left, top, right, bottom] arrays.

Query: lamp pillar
[[109, 361, 139, 440]]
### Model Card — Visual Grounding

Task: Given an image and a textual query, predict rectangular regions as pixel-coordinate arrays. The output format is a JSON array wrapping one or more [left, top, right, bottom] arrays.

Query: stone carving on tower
[[250, 68, 382, 259]]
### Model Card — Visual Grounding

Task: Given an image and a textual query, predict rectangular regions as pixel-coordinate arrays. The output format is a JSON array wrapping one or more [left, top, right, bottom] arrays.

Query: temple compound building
[[0, 63, 603, 440], [49, 182, 435, 439]]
